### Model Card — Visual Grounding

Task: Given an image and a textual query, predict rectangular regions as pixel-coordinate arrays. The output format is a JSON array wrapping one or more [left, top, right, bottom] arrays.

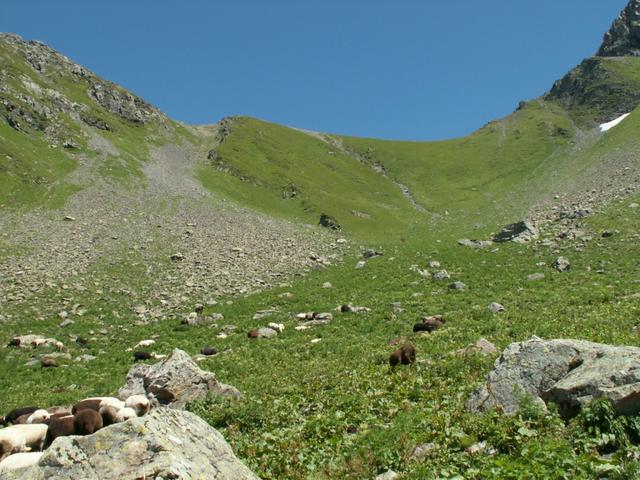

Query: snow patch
[[599, 113, 631, 132]]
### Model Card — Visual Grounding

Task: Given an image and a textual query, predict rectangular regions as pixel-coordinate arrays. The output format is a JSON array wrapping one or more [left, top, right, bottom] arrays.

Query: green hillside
[[3, 2, 640, 478]]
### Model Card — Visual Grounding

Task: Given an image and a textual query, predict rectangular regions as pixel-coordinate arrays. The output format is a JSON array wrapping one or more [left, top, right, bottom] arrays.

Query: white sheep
[[124, 395, 150, 417], [114, 408, 137, 423], [134, 339, 155, 349], [0, 429, 27, 460], [0, 451, 43, 473], [1, 425, 48, 457], [26, 410, 50, 424], [268, 322, 285, 333]]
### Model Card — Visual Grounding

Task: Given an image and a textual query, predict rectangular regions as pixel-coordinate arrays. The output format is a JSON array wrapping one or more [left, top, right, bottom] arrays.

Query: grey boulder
[[3, 409, 260, 480], [467, 337, 640, 418], [493, 220, 539, 243], [118, 348, 240, 408]]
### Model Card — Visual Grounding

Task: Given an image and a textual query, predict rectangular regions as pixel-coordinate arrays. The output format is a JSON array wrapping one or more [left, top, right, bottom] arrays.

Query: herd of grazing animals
[[0, 394, 151, 473], [388, 315, 446, 370]]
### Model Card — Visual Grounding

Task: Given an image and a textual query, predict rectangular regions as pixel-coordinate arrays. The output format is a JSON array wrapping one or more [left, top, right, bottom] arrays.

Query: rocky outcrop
[[2, 409, 260, 480], [598, 0, 640, 57], [493, 221, 538, 243], [467, 337, 640, 418], [118, 349, 240, 408]]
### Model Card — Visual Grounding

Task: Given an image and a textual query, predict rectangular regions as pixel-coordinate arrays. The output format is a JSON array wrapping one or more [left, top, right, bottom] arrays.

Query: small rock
[[339, 303, 371, 313], [322, 282, 333, 289], [432, 270, 450, 281], [428, 260, 441, 268], [170, 253, 185, 262], [527, 273, 545, 281], [409, 442, 437, 462], [376, 470, 399, 480], [458, 239, 493, 249], [363, 249, 383, 259], [488, 302, 505, 314], [59, 319, 75, 328], [253, 309, 277, 321], [449, 281, 466, 291], [355, 261, 366, 270], [75, 355, 96, 363], [310, 338, 322, 344], [63, 215, 76, 222], [553, 256, 571, 272], [466, 441, 497, 456]]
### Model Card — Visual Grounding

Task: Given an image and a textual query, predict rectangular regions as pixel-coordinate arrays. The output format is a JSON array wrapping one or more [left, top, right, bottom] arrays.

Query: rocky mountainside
[[598, 0, 640, 56]]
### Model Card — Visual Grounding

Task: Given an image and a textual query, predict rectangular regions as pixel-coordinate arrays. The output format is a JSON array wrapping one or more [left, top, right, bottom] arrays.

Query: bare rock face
[[2, 409, 260, 480], [467, 337, 640, 419], [598, 0, 640, 57], [118, 348, 240, 408]]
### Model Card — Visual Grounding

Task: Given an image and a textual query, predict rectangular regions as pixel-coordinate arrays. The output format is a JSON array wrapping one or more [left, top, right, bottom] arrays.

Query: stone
[[253, 309, 277, 321], [355, 261, 366, 270], [59, 319, 75, 328], [339, 303, 371, 313], [432, 270, 450, 281], [2, 409, 259, 480], [493, 220, 539, 243], [467, 337, 640, 418], [409, 442, 437, 462], [527, 273, 545, 281], [455, 338, 498, 357], [74, 355, 96, 363], [553, 256, 571, 272], [598, 0, 640, 56], [363, 249, 383, 259], [488, 302, 505, 314], [428, 260, 441, 268], [458, 239, 493, 249], [449, 281, 466, 291], [319, 213, 340, 230], [376, 470, 399, 480], [118, 348, 240, 408], [256, 327, 278, 338], [322, 282, 332, 289]]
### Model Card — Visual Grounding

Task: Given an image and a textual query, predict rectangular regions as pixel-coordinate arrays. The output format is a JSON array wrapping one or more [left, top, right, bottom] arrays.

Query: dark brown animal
[[72, 399, 103, 415], [1, 407, 39, 426], [13, 413, 32, 425], [133, 351, 152, 361], [194, 304, 204, 315], [45, 415, 74, 447], [200, 346, 218, 356], [247, 330, 260, 338], [7, 338, 21, 347], [389, 345, 416, 368], [99, 405, 119, 427], [41, 357, 58, 368], [74, 409, 103, 435], [413, 315, 445, 333]]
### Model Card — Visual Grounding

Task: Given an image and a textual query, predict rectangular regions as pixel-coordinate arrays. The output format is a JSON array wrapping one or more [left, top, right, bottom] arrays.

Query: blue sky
[[1, 0, 628, 140]]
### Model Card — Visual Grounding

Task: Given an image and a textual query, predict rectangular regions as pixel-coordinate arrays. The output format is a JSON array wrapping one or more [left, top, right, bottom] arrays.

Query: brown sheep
[[389, 344, 416, 368], [133, 351, 153, 361], [247, 330, 260, 338], [413, 315, 445, 333], [74, 409, 103, 435], [44, 415, 74, 447], [1, 407, 39, 426], [99, 406, 119, 427]]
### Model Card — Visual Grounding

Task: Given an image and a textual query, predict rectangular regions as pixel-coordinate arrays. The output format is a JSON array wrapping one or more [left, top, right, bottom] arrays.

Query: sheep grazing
[[389, 344, 416, 368], [200, 346, 218, 356], [74, 409, 103, 435], [45, 415, 74, 447], [73, 397, 124, 414], [247, 330, 260, 338], [1, 407, 39, 426], [99, 406, 119, 427], [7, 424, 48, 453], [124, 395, 150, 417], [26, 410, 50, 424], [0, 451, 43, 473], [133, 351, 153, 361], [134, 339, 155, 349], [115, 407, 137, 423]]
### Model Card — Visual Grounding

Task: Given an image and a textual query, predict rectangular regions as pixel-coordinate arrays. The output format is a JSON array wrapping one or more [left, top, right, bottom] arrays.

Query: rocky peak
[[598, 0, 640, 56]]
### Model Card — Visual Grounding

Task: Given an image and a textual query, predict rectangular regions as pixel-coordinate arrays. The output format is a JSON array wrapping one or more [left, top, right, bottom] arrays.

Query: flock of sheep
[[0, 394, 151, 473]]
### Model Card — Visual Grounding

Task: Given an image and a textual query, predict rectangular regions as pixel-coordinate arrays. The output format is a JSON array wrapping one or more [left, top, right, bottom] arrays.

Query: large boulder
[[493, 221, 539, 244], [118, 348, 240, 408], [467, 337, 640, 418], [2, 409, 260, 479]]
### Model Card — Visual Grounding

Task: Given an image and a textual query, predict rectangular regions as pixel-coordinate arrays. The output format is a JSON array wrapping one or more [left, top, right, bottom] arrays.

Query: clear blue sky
[[1, 0, 628, 140]]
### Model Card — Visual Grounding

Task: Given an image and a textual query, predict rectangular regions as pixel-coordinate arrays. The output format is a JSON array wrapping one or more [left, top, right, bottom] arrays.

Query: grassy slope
[[4, 34, 640, 479]]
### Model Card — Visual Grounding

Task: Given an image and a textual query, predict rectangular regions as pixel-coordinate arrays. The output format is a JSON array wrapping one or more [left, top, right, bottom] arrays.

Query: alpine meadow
[[4, 2, 640, 479]]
